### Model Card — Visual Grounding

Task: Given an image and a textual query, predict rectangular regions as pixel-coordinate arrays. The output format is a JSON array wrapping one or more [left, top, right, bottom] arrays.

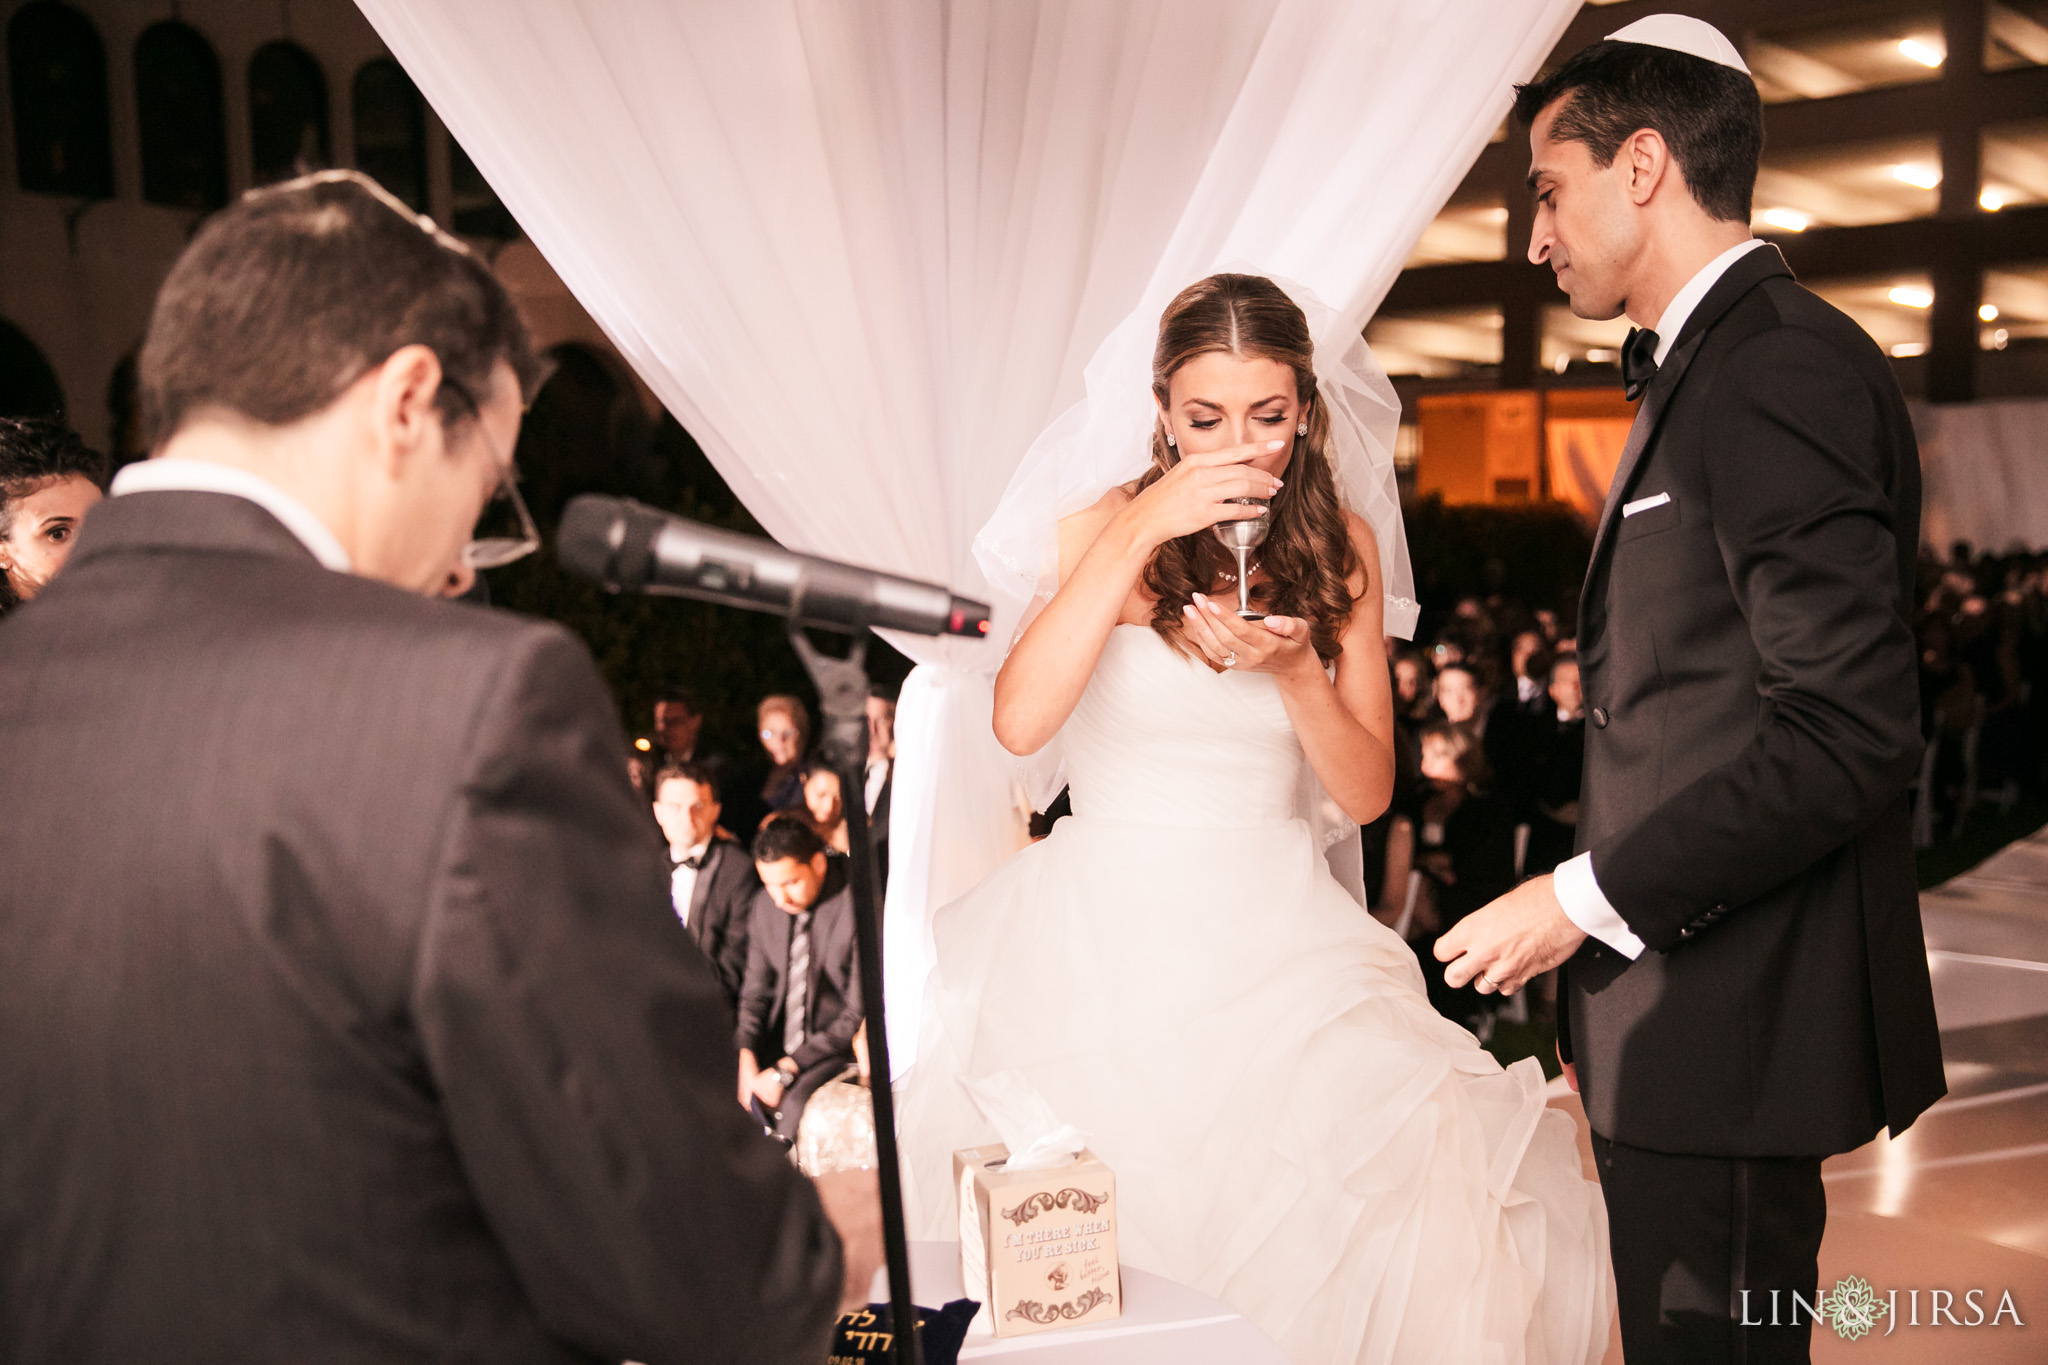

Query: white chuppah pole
[[349, 0, 1582, 1077]]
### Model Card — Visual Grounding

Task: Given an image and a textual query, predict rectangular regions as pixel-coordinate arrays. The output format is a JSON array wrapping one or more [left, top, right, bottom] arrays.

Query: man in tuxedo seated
[[737, 816, 863, 1142], [863, 687, 895, 888], [652, 760, 756, 1020]]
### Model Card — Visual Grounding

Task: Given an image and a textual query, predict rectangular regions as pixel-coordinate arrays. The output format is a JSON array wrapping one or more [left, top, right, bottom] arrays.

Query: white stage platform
[[893, 1240, 1287, 1363]]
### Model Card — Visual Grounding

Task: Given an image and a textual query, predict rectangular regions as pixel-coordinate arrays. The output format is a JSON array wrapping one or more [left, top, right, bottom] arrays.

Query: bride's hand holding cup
[[1126, 439, 1287, 547], [1183, 593, 1318, 680]]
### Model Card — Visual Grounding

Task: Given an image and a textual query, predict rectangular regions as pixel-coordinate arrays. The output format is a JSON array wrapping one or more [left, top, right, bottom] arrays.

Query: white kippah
[[1605, 14, 1751, 74]]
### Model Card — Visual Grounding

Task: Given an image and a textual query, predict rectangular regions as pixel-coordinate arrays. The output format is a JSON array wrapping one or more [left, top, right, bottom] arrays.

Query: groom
[[1436, 16, 1945, 1362]]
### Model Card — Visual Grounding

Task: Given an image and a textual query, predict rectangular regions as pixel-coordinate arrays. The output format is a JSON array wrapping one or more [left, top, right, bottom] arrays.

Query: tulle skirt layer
[[897, 812, 1611, 1365]]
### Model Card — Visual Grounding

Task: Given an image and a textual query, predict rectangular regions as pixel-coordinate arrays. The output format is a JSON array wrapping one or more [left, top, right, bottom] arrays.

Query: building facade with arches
[[0, 0, 633, 461]]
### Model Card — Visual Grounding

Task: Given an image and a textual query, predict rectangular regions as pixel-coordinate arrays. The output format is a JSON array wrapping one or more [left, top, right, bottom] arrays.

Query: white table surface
[[894, 1240, 1288, 1363]]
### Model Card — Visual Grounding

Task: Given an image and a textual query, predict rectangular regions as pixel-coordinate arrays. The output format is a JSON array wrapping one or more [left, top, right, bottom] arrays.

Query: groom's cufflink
[[1622, 491, 1670, 517]]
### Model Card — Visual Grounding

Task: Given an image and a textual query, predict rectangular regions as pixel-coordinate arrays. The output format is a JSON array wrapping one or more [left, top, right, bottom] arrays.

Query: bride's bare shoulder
[[1340, 509, 1380, 595]]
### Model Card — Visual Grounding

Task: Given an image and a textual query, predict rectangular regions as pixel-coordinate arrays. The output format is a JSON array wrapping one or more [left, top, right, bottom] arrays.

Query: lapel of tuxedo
[[1578, 244, 1793, 631], [687, 841, 723, 932]]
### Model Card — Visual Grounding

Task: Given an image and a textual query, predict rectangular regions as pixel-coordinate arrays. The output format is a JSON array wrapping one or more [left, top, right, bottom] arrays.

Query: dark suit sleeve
[[410, 627, 839, 1363], [790, 908, 864, 1074], [711, 858, 759, 1008], [1593, 327, 1923, 951], [735, 892, 778, 1057]]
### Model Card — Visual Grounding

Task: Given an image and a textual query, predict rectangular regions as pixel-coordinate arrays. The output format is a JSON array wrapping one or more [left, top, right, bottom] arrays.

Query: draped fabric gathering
[[350, 0, 1582, 1064]]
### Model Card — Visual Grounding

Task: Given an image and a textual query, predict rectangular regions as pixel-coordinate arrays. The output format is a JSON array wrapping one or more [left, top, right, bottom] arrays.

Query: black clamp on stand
[[786, 586, 922, 1365]]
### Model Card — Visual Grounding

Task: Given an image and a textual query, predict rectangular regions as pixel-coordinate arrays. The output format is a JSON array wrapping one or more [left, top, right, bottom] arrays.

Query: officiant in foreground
[[1438, 16, 1945, 1364], [0, 169, 876, 1363]]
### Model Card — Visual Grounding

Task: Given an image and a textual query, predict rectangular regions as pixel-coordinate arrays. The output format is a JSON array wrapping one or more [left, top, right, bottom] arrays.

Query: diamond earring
[[1164, 432, 1176, 447], [1297, 421, 1308, 437]]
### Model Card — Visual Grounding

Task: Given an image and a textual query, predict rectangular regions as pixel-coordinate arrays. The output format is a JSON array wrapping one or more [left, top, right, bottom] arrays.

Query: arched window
[[7, 1, 113, 198], [0, 319, 65, 419], [449, 136, 517, 239], [135, 21, 227, 210], [248, 40, 329, 184], [351, 58, 426, 211]]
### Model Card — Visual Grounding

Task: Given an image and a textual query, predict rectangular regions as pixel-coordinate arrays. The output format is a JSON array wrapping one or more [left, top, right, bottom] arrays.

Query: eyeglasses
[[440, 375, 541, 570]]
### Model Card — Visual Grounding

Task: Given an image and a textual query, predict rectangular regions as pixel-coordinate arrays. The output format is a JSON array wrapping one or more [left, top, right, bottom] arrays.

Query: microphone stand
[[785, 587, 922, 1365]]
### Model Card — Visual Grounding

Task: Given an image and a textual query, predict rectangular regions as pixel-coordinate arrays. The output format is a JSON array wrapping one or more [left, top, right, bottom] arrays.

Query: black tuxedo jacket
[[866, 760, 893, 891], [735, 864, 863, 1080], [1562, 244, 1945, 1157], [0, 492, 840, 1363], [677, 835, 758, 1017]]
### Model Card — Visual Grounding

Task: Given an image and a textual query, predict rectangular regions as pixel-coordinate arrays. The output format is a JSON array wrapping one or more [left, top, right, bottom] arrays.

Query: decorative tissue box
[[954, 1142, 1122, 1338]]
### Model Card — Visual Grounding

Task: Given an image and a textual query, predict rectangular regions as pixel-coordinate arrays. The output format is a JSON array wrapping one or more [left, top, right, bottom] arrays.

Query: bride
[[897, 273, 1610, 1364]]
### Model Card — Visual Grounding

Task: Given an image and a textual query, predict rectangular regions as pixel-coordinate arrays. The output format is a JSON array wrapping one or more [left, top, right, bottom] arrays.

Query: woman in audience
[[801, 766, 852, 854], [755, 694, 812, 823], [1430, 661, 1483, 729], [0, 416, 107, 616]]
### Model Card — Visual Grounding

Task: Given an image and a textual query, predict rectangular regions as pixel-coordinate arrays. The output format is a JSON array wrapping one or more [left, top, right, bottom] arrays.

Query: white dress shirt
[[864, 757, 890, 815], [1648, 238, 1766, 365], [1550, 241, 1766, 960], [669, 839, 711, 924], [111, 458, 353, 572]]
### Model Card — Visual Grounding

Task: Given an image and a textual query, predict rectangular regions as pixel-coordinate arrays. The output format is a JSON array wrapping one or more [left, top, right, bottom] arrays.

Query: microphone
[[557, 494, 992, 639]]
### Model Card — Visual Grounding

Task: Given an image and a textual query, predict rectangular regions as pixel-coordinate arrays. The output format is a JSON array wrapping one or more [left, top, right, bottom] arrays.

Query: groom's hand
[[1435, 873, 1585, 996]]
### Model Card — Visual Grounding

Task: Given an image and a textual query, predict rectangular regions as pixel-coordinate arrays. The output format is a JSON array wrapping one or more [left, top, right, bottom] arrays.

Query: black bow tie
[[679, 851, 706, 871], [1622, 326, 1660, 400]]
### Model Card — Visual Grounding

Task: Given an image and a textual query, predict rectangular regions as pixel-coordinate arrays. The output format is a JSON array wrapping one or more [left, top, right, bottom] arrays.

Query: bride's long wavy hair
[[1138, 274, 1359, 664]]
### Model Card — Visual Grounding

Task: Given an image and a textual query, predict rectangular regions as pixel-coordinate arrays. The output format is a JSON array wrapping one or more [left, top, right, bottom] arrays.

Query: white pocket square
[[1623, 492, 1671, 517]]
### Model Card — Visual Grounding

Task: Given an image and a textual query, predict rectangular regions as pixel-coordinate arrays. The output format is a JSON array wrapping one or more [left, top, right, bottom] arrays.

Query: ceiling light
[[1762, 207, 1810, 232], [1980, 303, 2000, 322], [1888, 285, 1934, 308], [1897, 37, 1945, 67], [1585, 348, 1619, 364], [1482, 206, 1510, 223], [1553, 353, 1570, 374], [1892, 164, 1942, 190], [1890, 342, 1928, 358], [1993, 329, 2009, 350], [1980, 187, 2007, 211]]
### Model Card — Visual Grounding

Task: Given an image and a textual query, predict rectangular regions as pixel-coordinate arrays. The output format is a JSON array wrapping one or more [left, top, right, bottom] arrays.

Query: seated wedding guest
[[864, 686, 895, 879], [0, 415, 108, 615], [1522, 655, 1587, 875], [802, 765, 852, 854], [756, 693, 812, 822], [737, 816, 863, 1142], [626, 742, 659, 801], [1484, 635, 1553, 807], [1414, 721, 1518, 1033], [0, 170, 869, 1362], [1391, 648, 1434, 722], [653, 687, 707, 764], [1507, 629, 1548, 707], [656, 685, 761, 832], [1432, 660, 1484, 728], [653, 760, 758, 1020]]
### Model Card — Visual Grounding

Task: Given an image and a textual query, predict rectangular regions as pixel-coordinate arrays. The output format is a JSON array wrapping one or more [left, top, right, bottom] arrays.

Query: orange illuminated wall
[[1542, 388, 1636, 522], [1415, 391, 1541, 504]]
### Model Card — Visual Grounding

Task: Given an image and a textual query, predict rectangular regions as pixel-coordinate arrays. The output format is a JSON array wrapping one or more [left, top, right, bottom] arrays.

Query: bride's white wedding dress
[[898, 624, 1611, 1364]]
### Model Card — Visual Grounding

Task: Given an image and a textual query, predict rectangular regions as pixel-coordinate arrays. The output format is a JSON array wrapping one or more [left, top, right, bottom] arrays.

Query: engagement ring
[[1222, 651, 1237, 668]]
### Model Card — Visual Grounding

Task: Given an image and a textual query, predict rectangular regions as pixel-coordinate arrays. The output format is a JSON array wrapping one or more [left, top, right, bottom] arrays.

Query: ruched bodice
[[1062, 624, 1303, 828]]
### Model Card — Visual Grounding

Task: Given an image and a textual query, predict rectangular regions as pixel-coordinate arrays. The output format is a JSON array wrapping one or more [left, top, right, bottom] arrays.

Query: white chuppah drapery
[[351, 0, 1581, 1068]]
